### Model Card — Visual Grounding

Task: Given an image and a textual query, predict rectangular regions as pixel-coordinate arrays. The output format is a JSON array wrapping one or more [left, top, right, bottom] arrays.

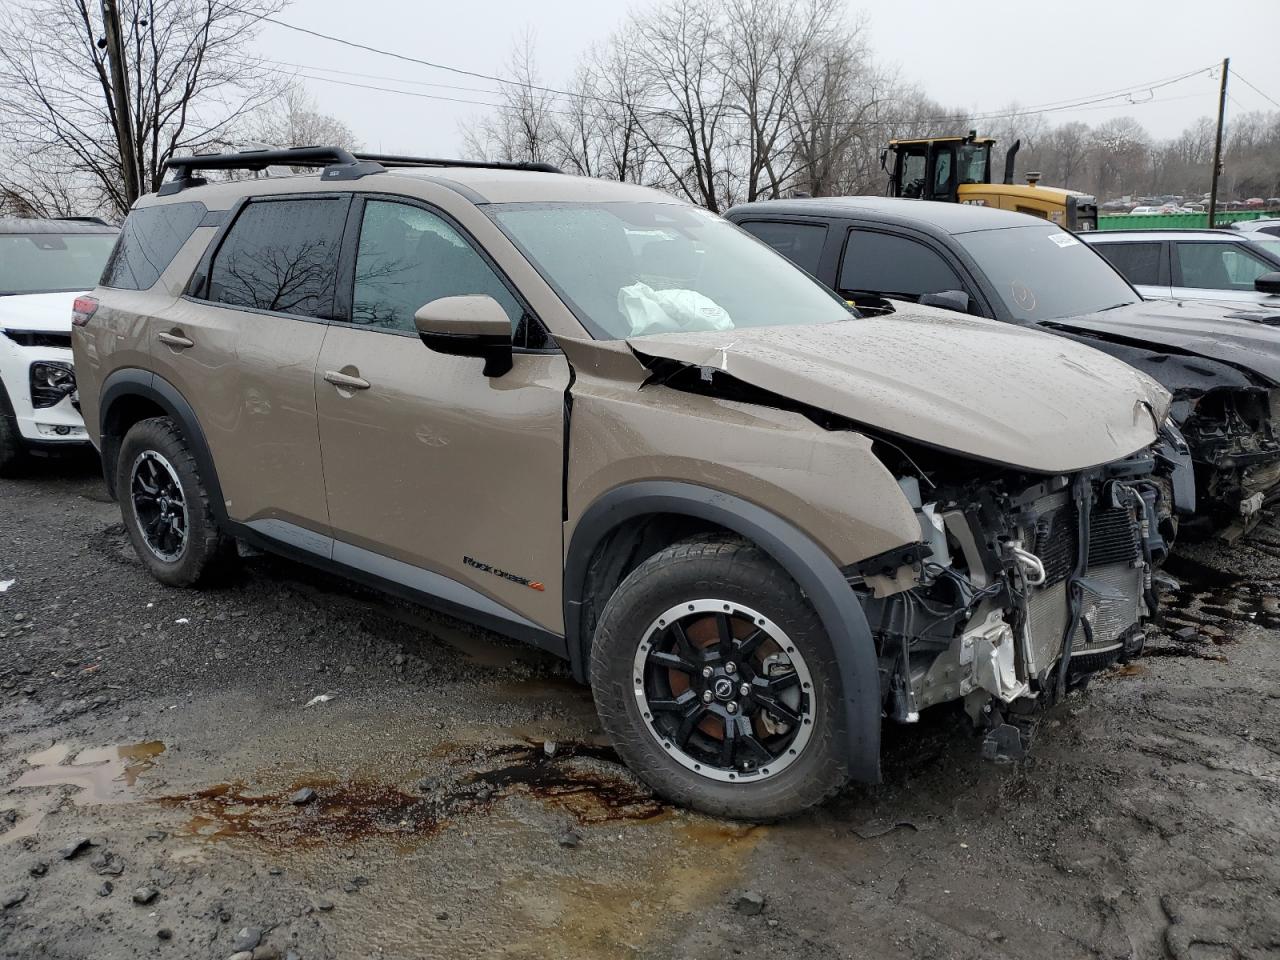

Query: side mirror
[[1255, 272, 1280, 296], [918, 289, 971, 313], [414, 295, 513, 377]]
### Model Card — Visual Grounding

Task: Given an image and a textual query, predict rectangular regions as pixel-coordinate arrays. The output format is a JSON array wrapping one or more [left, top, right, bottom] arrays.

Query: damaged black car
[[727, 197, 1280, 539]]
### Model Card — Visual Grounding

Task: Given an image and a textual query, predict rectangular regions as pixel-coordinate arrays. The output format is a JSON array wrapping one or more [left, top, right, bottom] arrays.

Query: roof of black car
[[0, 217, 117, 235], [726, 196, 1046, 234]]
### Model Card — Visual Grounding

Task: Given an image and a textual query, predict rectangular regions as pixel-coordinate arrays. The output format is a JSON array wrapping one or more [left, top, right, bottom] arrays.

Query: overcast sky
[[250, 0, 1280, 156]]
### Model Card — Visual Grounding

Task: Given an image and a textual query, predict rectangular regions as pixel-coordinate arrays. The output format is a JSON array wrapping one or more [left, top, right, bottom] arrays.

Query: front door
[[315, 197, 570, 633], [1172, 240, 1280, 307]]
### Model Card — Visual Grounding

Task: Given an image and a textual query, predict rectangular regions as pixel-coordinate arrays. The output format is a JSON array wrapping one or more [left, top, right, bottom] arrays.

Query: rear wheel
[[117, 417, 229, 586], [590, 537, 848, 821]]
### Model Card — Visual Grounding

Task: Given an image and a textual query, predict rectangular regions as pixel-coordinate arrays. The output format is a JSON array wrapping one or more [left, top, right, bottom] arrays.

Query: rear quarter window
[[101, 201, 206, 290]]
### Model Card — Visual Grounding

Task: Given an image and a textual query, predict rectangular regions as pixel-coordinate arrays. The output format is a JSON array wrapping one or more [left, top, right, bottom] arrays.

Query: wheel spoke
[[714, 612, 733, 656], [765, 671, 801, 694], [735, 627, 767, 661], [754, 693, 802, 727], [648, 649, 696, 674], [738, 728, 773, 767], [670, 621, 701, 663], [674, 701, 707, 747], [648, 689, 697, 714]]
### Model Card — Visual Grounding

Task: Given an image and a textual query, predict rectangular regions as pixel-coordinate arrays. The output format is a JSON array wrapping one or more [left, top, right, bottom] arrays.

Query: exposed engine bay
[[852, 438, 1183, 726]]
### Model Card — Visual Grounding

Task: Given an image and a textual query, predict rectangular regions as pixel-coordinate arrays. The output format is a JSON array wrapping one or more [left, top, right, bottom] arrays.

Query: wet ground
[[3, 456, 1280, 959]]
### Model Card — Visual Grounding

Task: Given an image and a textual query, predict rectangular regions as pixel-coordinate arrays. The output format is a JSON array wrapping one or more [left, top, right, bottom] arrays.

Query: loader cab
[[885, 133, 1098, 232], [887, 136, 995, 204]]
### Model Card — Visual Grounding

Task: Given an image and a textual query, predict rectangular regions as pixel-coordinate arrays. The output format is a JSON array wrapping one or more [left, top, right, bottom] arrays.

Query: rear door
[[1172, 240, 1278, 305], [1089, 240, 1170, 299], [314, 196, 570, 634], [154, 194, 348, 537]]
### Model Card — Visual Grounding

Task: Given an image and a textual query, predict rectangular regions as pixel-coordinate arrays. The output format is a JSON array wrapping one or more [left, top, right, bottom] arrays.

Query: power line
[[259, 13, 1219, 129], [1232, 68, 1280, 111]]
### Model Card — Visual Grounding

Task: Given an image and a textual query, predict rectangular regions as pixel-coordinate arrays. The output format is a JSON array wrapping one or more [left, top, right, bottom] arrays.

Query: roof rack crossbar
[[156, 145, 563, 196], [163, 146, 359, 176]]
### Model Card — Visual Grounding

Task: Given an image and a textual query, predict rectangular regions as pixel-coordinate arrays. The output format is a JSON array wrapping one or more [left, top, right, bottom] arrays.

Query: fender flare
[[564, 481, 881, 783], [99, 368, 225, 518]]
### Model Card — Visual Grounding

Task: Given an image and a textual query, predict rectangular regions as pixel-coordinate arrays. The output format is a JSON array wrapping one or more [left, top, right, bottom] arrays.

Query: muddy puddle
[[4, 740, 167, 845], [1153, 553, 1280, 656], [161, 740, 667, 849]]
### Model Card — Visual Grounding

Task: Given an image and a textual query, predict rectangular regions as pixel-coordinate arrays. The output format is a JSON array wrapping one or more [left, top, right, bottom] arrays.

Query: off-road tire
[[117, 417, 230, 587], [0, 381, 29, 477], [590, 537, 849, 821]]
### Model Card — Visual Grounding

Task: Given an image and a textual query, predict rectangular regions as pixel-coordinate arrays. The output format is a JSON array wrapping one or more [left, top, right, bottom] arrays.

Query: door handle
[[157, 331, 194, 349], [323, 370, 371, 391]]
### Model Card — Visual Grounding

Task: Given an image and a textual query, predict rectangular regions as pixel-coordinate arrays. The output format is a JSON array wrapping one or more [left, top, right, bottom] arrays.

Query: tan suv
[[74, 147, 1179, 819]]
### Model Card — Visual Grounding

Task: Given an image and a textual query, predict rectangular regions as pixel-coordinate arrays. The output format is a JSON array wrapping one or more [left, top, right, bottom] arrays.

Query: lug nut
[[702, 690, 713, 703], [726, 702, 737, 714], [725, 662, 736, 675], [739, 683, 750, 697], [701, 666, 714, 678]]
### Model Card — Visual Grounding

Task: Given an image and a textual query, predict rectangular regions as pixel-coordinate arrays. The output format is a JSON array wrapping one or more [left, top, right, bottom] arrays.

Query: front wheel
[[590, 537, 848, 821]]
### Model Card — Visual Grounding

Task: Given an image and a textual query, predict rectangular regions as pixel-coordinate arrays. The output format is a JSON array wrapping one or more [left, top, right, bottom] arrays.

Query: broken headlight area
[[29, 360, 77, 409], [1175, 386, 1280, 534], [850, 446, 1170, 725]]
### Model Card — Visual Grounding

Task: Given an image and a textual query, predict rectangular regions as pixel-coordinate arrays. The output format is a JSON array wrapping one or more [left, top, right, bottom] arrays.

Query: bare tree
[[461, 29, 558, 165], [251, 83, 360, 151], [0, 0, 283, 218]]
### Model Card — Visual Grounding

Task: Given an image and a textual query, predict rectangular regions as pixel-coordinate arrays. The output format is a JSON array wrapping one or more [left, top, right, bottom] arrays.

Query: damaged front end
[[853, 443, 1176, 731], [1176, 386, 1280, 537]]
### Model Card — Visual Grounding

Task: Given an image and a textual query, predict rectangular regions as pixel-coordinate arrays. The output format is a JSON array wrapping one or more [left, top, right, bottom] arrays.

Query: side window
[[839, 230, 965, 300], [900, 149, 928, 199], [1176, 242, 1273, 290], [738, 221, 828, 275], [102, 201, 206, 290], [1094, 242, 1162, 286], [207, 198, 347, 317], [351, 200, 543, 345]]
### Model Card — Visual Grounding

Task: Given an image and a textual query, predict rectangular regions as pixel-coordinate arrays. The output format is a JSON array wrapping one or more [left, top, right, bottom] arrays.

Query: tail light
[[71, 296, 99, 327]]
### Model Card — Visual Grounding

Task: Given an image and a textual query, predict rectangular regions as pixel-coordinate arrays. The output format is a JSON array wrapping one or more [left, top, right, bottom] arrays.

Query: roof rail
[[55, 216, 113, 226], [158, 145, 562, 196], [353, 153, 563, 175]]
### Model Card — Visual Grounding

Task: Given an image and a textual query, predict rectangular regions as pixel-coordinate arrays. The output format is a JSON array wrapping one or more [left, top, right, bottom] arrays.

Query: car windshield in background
[[956, 225, 1140, 322], [489, 201, 853, 339], [0, 233, 117, 296], [1250, 237, 1280, 262]]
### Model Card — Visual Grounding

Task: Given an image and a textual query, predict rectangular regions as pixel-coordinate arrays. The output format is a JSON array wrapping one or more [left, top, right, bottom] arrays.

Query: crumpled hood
[[628, 307, 1169, 474], [0, 292, 77, 334], [1044, 300, 1280, 386]]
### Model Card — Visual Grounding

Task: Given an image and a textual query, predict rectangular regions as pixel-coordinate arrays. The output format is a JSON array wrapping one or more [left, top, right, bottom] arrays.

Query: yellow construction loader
[[884, 132, 1097, 231]]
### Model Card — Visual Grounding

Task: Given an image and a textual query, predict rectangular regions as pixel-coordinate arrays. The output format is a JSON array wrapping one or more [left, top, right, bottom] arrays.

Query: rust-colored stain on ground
[[160, 741, 668, 847]]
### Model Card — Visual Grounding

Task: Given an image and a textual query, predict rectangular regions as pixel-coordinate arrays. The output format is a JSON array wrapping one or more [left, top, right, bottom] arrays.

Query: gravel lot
[[2, 455, 1279, 960]]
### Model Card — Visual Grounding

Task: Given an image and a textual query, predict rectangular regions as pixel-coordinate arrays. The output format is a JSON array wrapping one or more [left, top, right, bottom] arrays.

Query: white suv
[[0, 218, 118, 473]]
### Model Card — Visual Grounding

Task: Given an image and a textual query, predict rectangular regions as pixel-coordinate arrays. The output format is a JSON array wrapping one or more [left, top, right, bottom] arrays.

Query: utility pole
[[100, 0, 140, 206], [1207, 57, 1229, 229]]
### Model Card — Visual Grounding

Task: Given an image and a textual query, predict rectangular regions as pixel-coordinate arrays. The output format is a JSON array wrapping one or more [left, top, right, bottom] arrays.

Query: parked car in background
[[726, 197, 1280, 537], [1129, 206, 1163, 215], [0, 217, 118, 474], [1080, 229, 1280, 311], [74, 147, 1177, 819], [1231, 217, 1280, 239]]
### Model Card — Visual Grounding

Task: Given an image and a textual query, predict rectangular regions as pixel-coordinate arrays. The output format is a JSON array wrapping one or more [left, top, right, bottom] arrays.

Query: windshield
[[489, 202, 853, 339], [0, 232, 117, 296], [1251, 237, 1280, 262], [955, 225, 1139, 321]]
